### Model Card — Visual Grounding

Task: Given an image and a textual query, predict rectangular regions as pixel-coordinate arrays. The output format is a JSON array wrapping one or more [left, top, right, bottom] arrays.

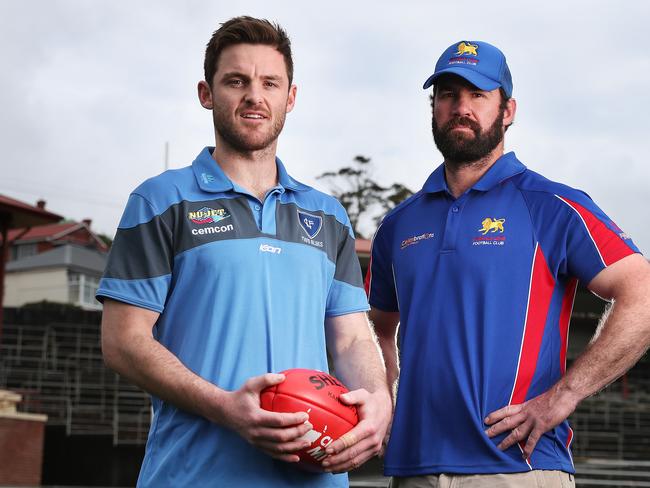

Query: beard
[[213, 104, 286, 153], [432, 109, 505, 166]]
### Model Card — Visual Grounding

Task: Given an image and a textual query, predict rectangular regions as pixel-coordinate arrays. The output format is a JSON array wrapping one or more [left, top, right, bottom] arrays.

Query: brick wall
[[0, 415, 46, 486]]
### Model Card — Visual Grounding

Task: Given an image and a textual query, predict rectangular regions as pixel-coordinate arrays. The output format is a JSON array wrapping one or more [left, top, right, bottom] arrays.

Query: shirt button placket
[[261, 190, 280, 235], [442, 199, 464, 252], [252, 203, 262, 230]]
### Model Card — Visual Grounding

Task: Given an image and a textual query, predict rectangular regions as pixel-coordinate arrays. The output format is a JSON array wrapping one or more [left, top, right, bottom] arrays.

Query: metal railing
[[1, 318, 649, 465], [1, 321, 151, 444]]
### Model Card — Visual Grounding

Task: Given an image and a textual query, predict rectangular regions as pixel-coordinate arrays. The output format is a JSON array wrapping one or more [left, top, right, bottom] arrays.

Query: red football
[[260, 368, 359, 471]]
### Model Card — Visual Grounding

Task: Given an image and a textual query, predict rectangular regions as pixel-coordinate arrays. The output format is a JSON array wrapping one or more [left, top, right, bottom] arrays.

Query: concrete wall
[[4, 268, 68, 307]]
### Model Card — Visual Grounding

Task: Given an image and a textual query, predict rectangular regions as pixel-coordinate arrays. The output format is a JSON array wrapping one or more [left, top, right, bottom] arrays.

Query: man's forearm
[[486, 256, 650, 456], [334, 335, 388, 395], [321, 313, 393, 471], [369, 310, 401, 403], [325, 312, 391, 397], [558, 295, 650, 404], [101, 300, 230, 425], [376, 331, 399, 402], [103, 326, 226, 423]]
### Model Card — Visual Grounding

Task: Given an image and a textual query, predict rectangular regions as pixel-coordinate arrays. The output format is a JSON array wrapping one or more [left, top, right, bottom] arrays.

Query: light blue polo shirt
[[368, 152, 638, 476], [97, 147, 368, 487]]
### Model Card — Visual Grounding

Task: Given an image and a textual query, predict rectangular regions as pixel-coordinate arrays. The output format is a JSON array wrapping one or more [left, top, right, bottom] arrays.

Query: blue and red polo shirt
[[97, 147, 368, 487], [367, 152, 639, 476]]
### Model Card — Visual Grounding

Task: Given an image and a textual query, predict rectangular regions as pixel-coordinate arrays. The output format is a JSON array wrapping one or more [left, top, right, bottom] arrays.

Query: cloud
[[1, 0, 648, 253]]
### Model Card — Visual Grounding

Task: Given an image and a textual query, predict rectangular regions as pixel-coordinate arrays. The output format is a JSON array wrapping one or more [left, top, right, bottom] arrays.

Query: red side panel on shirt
[[510, 245, 556, 405], [560, 197, 635, 266], [364, 256, 372, 297], [566, 427, 574, 449], [559, 278, 578, 374]]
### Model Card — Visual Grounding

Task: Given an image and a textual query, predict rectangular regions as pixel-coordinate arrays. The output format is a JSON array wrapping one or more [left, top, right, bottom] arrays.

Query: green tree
[[317, 155, 413, 239], [98, 233, 113, 248]]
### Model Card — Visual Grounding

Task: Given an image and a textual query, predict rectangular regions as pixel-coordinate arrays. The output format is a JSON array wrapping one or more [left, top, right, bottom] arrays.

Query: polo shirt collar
[[422, 163, 448, 194], [276, 155, 310, 192], [422, 151, 526, 194], [472, 152, 526, 191], [192, 147, 310, 193]]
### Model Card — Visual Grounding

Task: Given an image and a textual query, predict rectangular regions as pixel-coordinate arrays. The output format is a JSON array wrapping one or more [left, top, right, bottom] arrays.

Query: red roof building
[[0, 196, 64, 341], [4, 219, 108, 261], [0, 196, 108, 314]]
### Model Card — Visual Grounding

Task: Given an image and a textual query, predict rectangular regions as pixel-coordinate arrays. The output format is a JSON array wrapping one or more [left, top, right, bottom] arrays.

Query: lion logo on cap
[[455, 42, 478, 56]]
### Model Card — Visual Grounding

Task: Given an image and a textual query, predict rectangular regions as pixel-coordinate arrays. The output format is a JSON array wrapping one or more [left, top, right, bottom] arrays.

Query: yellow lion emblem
[[455, 42, 479, 56], [478, 218, 505, 235]]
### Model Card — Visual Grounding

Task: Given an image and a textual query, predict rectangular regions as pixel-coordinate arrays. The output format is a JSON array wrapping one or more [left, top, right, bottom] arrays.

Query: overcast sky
[[1, 1, 649, 253]]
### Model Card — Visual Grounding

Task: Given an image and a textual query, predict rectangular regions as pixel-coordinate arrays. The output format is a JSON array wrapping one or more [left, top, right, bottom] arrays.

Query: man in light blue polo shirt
[[98, 16, 391, 487], [368, 40, 650, 487]]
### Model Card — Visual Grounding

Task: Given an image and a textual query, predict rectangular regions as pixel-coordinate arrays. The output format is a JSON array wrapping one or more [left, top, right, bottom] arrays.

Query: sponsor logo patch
[[400, 232, 435, 250], [473, 217, 506, 246], [259, 243, 282, 254], [610, 220, 632, 240], [201, 173, 215, 184], [188, 207, 231, 225], [191, 224, 234, 236], [300, 408, 334, 462]]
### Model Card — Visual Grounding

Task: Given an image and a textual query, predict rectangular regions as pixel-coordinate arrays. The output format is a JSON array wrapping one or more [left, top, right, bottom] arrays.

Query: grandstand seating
[[1, 320, 150, 445], [571, 366, 650, 461], [1, 314, 649, 486]]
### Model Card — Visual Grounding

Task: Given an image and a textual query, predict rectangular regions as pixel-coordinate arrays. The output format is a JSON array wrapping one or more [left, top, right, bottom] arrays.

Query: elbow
[[101, 332, 122, 373], [99, 300, 158, 377], [100, 319, 134, 375]]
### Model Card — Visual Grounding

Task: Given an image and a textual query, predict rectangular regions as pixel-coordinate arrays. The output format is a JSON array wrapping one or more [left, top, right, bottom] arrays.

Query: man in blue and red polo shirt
[[367, 40, 650, 487]]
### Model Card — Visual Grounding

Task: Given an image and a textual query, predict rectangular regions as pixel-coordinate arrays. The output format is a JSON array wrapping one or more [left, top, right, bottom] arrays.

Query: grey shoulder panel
[[103, 212, 173, 280], [276, 202, 363, 287], [103, 196, 258, 280], [333, 229, 364, 288], [105, 197, 363, 289]]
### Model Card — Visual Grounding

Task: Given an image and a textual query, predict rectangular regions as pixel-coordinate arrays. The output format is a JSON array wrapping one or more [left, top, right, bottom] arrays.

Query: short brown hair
[[204, 16, 294, 87]]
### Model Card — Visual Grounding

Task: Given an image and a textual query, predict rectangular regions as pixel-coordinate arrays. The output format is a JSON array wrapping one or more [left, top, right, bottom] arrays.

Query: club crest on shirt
[[473, 217, 506, 246], [298, 210, 322, 239], [478, 217, 505, 235], [188, 207, 231, 225], [298, 210, 324, 248]]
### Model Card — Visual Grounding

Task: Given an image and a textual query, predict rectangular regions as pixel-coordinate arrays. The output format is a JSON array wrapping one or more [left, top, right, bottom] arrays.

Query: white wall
[[4, 268, 69, 307]]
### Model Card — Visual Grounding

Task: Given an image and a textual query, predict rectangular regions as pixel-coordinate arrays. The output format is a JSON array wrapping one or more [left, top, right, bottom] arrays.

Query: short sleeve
[[367, 222, 399, 312], [96, 193, 174, 313], [559, 193, 639, 284], [325, 215, 369, 317]]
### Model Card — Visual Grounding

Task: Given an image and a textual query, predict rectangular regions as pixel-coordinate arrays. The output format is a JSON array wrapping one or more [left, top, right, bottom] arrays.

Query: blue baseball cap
[[423, 41, 513, 97]]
